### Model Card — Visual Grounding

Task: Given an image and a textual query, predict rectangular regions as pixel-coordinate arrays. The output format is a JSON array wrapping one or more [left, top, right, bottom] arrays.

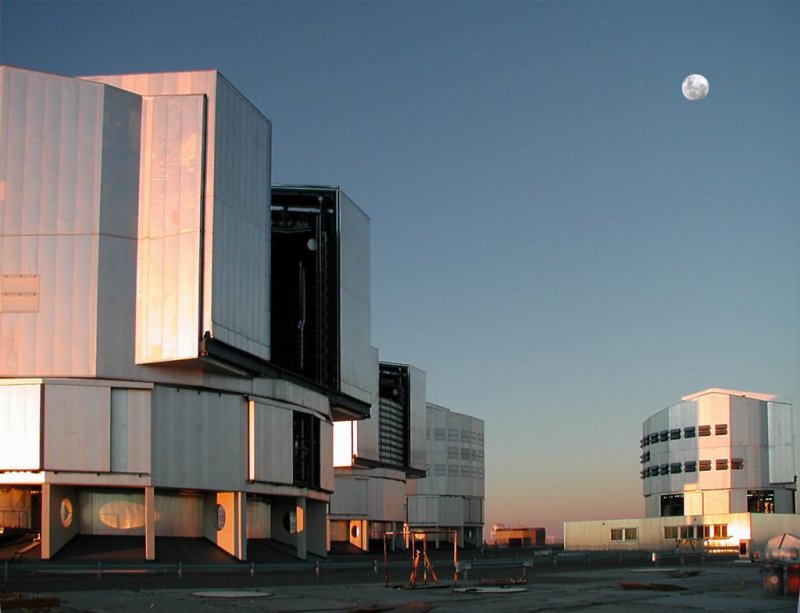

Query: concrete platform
[[6, 562, 799, 612]]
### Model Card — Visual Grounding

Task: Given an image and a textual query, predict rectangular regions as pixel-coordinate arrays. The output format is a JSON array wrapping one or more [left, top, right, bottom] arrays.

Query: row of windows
[[610, 528, 638, 541], [431, 428, 484, 444], [641, 458, 744, 478], [640, 424, 728, 448], [446, 447, 484, 461], [431, 463, 485, 478], [664, 524, 728, 539]]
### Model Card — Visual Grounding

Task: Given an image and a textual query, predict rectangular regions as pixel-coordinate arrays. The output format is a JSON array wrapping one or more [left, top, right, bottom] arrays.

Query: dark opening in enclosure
[[661, 493, 684, 517]]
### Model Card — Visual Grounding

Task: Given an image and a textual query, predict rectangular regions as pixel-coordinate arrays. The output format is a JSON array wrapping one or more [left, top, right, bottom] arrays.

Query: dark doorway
[[660, 493, 684, 517]]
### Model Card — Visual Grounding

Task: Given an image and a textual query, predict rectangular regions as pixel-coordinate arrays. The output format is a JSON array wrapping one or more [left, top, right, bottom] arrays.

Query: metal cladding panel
[[0, 383, 41, 470], [135, 94, 205, 363], [44, 385, 111, 472], [85, 71, 271, 362], [0, 68, 110, 376], [207, 76, 271, 360], [320, 419, 334, 492], [151, 386, 247, 490], [154, 492, 204, 537], [768, 401, 795, 483], [353, 346, 380, 461], [338, 190, 372, 404], [329, 475, 368, 515], [408, 365, 427, 470], [110, 388, 151, 474], [248, 400, 293, 485]]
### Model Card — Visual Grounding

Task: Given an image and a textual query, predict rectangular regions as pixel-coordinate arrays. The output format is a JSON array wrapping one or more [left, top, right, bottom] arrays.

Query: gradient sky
[[2, 0, 798, 537]]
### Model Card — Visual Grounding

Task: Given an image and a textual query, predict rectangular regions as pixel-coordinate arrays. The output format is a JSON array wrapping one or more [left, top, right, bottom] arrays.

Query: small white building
[[406, 403, 485, 548], [565, 389, 798, 556]]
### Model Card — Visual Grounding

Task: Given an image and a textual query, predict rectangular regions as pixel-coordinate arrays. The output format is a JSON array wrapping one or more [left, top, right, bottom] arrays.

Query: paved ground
[[2, 561, 799, 612]]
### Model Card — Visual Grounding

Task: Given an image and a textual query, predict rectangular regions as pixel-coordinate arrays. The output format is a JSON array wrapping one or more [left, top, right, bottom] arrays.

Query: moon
[[682, 74, 709, 101]]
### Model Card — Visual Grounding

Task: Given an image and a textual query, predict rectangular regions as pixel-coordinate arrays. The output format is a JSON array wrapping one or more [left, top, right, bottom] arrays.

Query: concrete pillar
[[295, 497, 307, 560], [41, 484, 77, 560], [144, 486, 155, 561], [212, 492, 247, 560], [305, 498, 327, 558]]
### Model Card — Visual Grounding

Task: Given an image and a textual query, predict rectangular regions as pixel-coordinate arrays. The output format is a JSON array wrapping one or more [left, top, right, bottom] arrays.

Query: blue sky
[[2, 0, 798, 535]]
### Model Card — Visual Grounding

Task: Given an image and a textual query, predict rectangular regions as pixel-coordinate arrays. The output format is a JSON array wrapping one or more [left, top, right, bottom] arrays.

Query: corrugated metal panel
[[151, 386, 246, 490], [44, 384, 110, 472], [0, 68, 109, 376], [353, 346, 379, 461], [246, 499, 270, 539], [768, 401, 795, 483], [208, 76, 270, 360], [85, 71, 272, 362], [329, 475, 368, 516], [135, 94, 205, 363], [408, 365, 427, 470], [248, 399, 293, 485], [338, 190, 372, 404], [154, 492, 204, 537], [0, 383, 41, 470], [78, 490, 146, 535], [110, 388, 151, 474], [320, 419, 334, 492]]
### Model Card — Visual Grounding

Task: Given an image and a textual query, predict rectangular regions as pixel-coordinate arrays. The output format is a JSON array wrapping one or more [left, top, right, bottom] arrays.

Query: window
[[698, 425, 711, 437], [731, 458, 744, 470], [640, 451, 650, 464], [670, 428, 681, 440], [448, 465, 458, 476], [448, 429, 459, 442], [714, 524, 728, 538], [649, 433, 659, 444], [684, 461, 697, 472], [447, 447, 459, 459], [715, 424, 728, 436], [748, 490, 775, 513], [660, 464, 669, 475], [293, 412, 320, 487], [461, 448, 470, 460], [460, 431, 470, 443], [610, 528, 638, 542], [679, 526, 695, 539], [648, 465, 658, 477], [434, 464, 446, 476], [477, 450, 484, 460], [670, 462, 682, 474], [470, 449, 477, 460], [640, 437, 647, 448], [699, 460, 712, 471], [683, 426, 696, 438], [659, 430, 669, 442], [434, 428, 446, 441], [460, 466, 471, 477], [699, 525, 711, 538], [715, 459, 728, 470], [661, 494, 684, 517], [664, 526, 678, 539]]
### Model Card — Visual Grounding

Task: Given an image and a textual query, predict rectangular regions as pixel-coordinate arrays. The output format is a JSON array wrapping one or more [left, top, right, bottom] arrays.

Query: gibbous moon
[[682, 74, 709, 101]]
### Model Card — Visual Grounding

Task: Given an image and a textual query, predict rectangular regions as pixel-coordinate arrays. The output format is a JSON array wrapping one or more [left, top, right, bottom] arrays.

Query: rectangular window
[[670, 462, 682, 474], [679, 526, 695, 539], [648, 465, 658, 477], [649, 433, 659, 444], [610, 528, 624, 541], [447, 447, 458, 459], [747, 490, 775, 513], [624, 528, 638, 541], [669, 428, 681, 440], [731, 458, 744, 470], [477, 450, 484, 460], [683, 426, 696, 438], [664, 526, 678, 539], [460, 466, 471, 477], [448, 429, 459, 442], [434, 428, 446, 441], [698, 425, 711, 437], [659, 430, 669, 442], [699, 525, 711, 538], [660, 464, 669, 475], [461, 448, 470, 460], [460, 431, 470, 443], [716, 459, 728, 470], [293, 412, 320, 487], [684, 461, 697, 472], [448, 465, 458, 476], [715, 424, 728, 436], [699, 460, 712, 471], [714, 524, 728, 538]]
